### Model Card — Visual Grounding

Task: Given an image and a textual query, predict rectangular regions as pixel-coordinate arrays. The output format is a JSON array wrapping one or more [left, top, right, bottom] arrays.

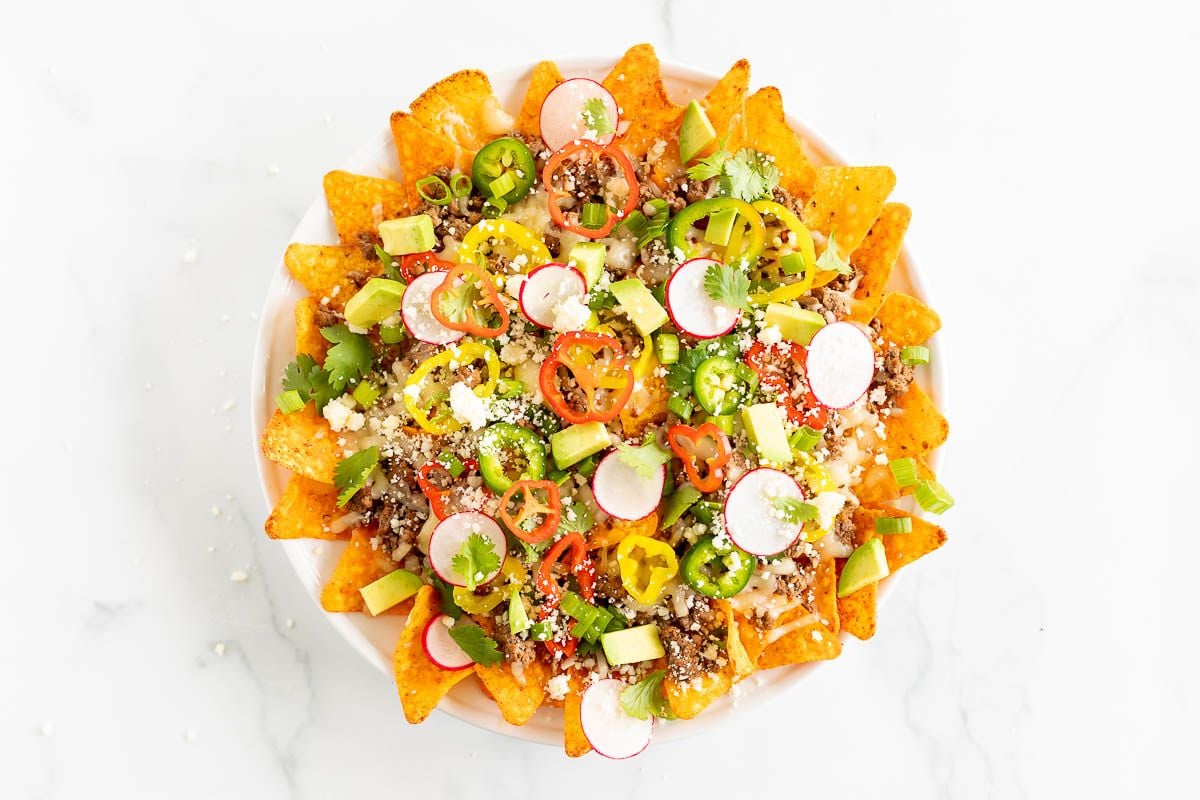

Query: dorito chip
[[322, 170, 410, 245], [586, 513, 658, 550], [856, 455, 936, 505], [745, 86, 817, 199], [702, 59, 750, 148], [837, 511, 880, 640], [873, 291, 942, 346], [853, 505, 947, 572], [883, 383, 949, 459], [563, 673, 591, 757], [260, 405, 340, 483], [516, 61, 564, 139], [389, 111, 474, 210], [664, 600, 752, 719], [756, 555, 842, 669], [603, 44, 679, 158], [265, 474, 347, 541], [284, 244, 381, 313], [803, 166, 896, 255], [394, 585, 473, 723], [849, 202, 911, 323], [474, 658, 551, 727], [294, 296, 330, 361], [409, 70, 509, 152], [320, 527, 403, 613]]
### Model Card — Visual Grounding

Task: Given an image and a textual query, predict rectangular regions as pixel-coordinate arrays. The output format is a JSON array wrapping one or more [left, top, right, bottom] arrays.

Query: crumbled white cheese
[[810, 491, 847, 531], [868, 386, 888, 405], [546, 674, 571, 701], [757, 324, 783, 346], [448, 382, 489, 430], [505, 274, 526, 300], [552, 293, 591, 333], [323, 395, 364, 433]]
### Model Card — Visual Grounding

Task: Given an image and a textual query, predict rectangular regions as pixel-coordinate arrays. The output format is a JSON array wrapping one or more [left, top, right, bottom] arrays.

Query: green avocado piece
[[609, 278, 669, 336], [550, 422, 612, 469], [679, 99, 718, 165], [568, 241, 607, 289], [344, 278, 405, 329], [601, 624, 665, 666], [378, 214, 435, 255], [763, 302, 827, 345], [741, 403, 793, 465], [359, 569, 423, 616], [837, 538, 890, 597], [704, 208, 738, 247]]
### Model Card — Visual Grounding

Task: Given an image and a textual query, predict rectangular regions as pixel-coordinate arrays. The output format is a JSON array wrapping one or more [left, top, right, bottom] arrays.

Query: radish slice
[[580, 679, 654, 759], [591, 451, 663, 521], [539, 78, 619, 152], [723, 468, 808, 556], [402, 271, 465, 346], [665, 258, 741, 339], [421, 614, 474, 671], [519, 262, 587, 329], [427, 512, 506, 587], [805, 321, 875, 409]]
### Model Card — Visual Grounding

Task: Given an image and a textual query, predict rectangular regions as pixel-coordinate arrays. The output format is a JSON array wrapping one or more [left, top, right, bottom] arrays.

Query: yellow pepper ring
[[616, 534, 679, 605], [403, 342, 500, 434], [457, 219, 551, 271], [452, 556, 529, 614], [748, 199, 819, 305]]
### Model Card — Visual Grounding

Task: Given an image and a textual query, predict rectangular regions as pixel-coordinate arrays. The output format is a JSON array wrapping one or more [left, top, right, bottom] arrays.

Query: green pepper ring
[[664, 197, 766, 264], [693, 355, 752, 415], [472, 138, 537, 204], [680, 535, 755, 599], [478, 422, 547, 493]]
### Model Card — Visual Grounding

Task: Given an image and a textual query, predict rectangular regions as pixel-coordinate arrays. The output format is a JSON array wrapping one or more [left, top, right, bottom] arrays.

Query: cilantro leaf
[[557, 500, 595, 536], [686, 148, 729, 182], [430, 574, 462, 619], [450, 532, 501, 591], [373, 244, 403, 281], [333, 446, 379, 506], [772, 496, 819, 525], [619, 669, 676, 721], [616, 436, 673, 479], [723, 149, 779, 203], [447, 623, 504, 666], [703, 261, 751, 310], [582, 97, 614, 138], [587, 287, 619, 311], [320, 325, 374, 393], [281, 354, 337, 409], [815, 232, 853, 275]]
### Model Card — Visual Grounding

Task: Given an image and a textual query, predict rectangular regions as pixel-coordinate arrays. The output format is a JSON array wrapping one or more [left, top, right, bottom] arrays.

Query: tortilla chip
[[322, 170, 410, 245], [294, 296, 329, 361], [663, 600, 750, 718], [836, 572, 877, 640], [586, 513, 658, 550], [474, 657, 550, 727], [284, 244, 381, 313], [319, 526, 401, 612], [703, 59, 750, 147], [394, 585, 473, 723], [619, 372, 669, 437], [849, 203, 911, 323], [745, 86, 817, 199], [803, 166, 896, 255], [516, 61, 563, 139], [265, 474, 346, 541], [735, 612, 765, 665], [603, 44, 679, 158], [873, 292, 942, 347], [389, 111, 473, 210], [883, 383, 949, 459], [755, 555, 842, 669], [260, 405, 340, 483], [409, 70, 502, 152], [853, 505, 947, 572], [856, 455, 936, 505], [563, 674, 592, 757]]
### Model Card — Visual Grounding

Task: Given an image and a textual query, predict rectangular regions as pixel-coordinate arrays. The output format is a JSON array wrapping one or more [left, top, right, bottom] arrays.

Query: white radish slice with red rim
[[421, 613, 474, 671], [591, 451, 663, 521], [665, 258, 741, 339], [723, 468, 808, 556], [804, 321, 875, 409], [518, 262, 587, 329], [539, 78, 619, 152], [402, 271, 465, 346], [427, 511, 506, 587], [580, 679, 654, 759]]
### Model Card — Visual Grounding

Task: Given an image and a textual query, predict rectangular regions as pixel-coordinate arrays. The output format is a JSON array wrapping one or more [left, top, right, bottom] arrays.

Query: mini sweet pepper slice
[[666, 422, 732, 493], [616, 534, 679, 604], [538, 331, 635, 424]]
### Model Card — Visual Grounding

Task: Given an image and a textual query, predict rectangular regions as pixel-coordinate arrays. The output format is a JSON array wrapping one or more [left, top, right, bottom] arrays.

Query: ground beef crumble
[[660, 596, 724, 683], [494, 615, 537, 668]]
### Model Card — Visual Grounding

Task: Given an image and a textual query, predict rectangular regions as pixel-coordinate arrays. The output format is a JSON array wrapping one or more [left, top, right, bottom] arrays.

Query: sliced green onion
[[914, 480, 955, 514], [498, 378, 525, 399], [733, 361, 759, 390], [621, 210, 649, 238], [547, 468, 571, 486], [488, 172, 516, 200], [789, 425, 822, 452], [436, 450, 465, 479], [874, 516, 912, 534], [900, 345, 930, 366], [654, 333, 680, 365], [450, 173, 472, 198], [575, 454, 599, 479], [379, 323, 406, 344], [529, 619, 554, 641], [580, 202, 609, 230], [780, 252, 807, 276], [638, 219, 668, 248], [416, 175, 452, 206], [482, 197, 508, 219], [667, 395, 694, 420], [888, 457, 919, 488], [706, 414, 734, 435], [651, 282, 668, 308], [275, 389, 304, 414], [644, 198, 669, 218], [661, 470, 675, 497], [373, 244, 402, 280], [352, 381, 379, 409]]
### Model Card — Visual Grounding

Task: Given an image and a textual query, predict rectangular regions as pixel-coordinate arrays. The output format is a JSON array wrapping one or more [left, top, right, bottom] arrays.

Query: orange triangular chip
[[294, 296, 329, 361], [260, 405, 340, 483], [320, 527, 400, 613], [603, 44, 679, 158], [563, 672, 591, 757], [745, 86, 817, 199], [664, 600, 748, 718], [883, 383, 948, 459], [284, 244, 381, 313], [516, 61, 564, 140], [849, 202, 911, 322], [265, 475, 346, 541], [475, 658, 550, 727], [394, 585, 473, 723], [409, 70, 505, 152], [704, 59, 750, 148], [322, 170, 410, 244], [873, 291, 942, 346], [854, 506, 947, 572], [803, 166, 896, 255], [389, 111, 473, 210], [856, 455, 935, 505]]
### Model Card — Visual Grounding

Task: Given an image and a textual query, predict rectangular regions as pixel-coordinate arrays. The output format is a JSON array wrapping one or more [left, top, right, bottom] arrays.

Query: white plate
[[250, 57, 946, 748]]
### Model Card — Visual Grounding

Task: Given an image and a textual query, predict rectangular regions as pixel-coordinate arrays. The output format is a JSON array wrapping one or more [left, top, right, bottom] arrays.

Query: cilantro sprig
[[686, 145, 779, 203], [281, 353, 337, 410], [615, 436, 673, 479], [447, 623, 504, 666], [772, 496, 819, 525], [815, 232, 853, 275], [557, 499, 595, 536], [333, 446, 380, 506], [373, 244, 403, 281], [582, 97, 615, 138], [451, 532, 501, 591], [703, 261, 751, 310], [619, 669, 676, 721], [320, 324, 374, 393]]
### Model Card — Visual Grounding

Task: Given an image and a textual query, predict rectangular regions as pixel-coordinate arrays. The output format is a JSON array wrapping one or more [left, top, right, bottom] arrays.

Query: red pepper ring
[[429, 261, 510, 338], [416, 457, 487, 520], [538, 331, 635, 424], [667, 423, 733, 494], [744, 341, 829, 430], [542, 140, 640, 239], [498, 480, 562, 544], [536, 532, 596, 659], [398, 251, 454, 283]]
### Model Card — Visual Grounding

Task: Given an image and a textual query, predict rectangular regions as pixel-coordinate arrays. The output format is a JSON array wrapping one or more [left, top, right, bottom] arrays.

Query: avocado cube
[[378, 214, 436, 255]]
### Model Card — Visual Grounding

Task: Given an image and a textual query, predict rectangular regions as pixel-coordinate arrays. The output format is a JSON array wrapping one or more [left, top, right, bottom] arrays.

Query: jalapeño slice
[[472, 137, 537, 204]]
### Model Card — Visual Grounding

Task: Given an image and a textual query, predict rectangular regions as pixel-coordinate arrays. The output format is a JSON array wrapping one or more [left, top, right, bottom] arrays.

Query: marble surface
[[2, 0, 1196, 796]]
